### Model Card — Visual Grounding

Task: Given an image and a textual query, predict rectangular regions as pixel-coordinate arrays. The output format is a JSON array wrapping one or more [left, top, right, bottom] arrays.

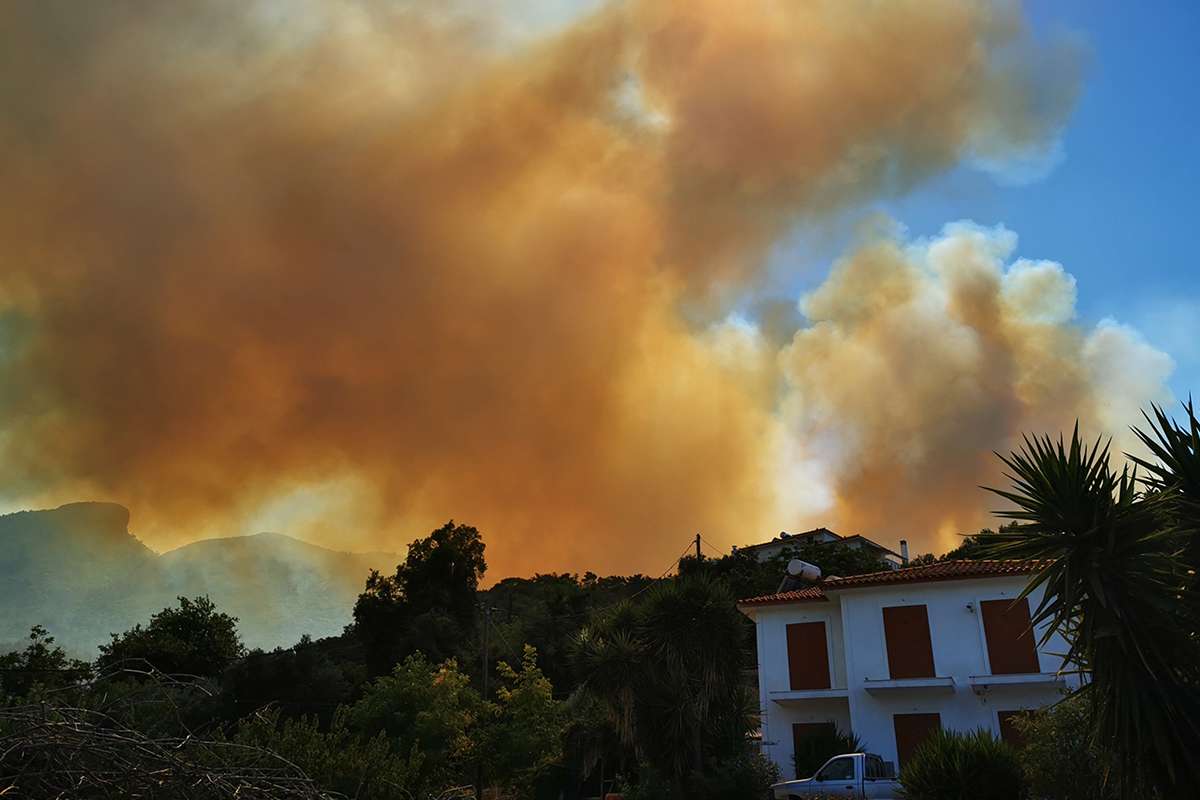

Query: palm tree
[[573, 574, 755, 796], [982, 407, 1200, 796]]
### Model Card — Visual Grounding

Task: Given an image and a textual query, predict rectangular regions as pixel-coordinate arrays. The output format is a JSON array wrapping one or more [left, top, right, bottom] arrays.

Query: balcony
[[967, 672, 1065, 694], [768, 687, 850, 703], [862, 676, 956, 695]]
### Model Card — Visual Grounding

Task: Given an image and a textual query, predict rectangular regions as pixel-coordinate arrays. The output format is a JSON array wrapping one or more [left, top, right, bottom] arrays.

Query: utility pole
[[481, 603, 491, 700], [695, 532, 702, 560], [478, 603, 492, 799]]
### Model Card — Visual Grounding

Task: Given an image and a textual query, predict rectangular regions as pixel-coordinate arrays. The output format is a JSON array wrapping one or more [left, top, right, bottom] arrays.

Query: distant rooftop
[[735, 527, 902, 560]]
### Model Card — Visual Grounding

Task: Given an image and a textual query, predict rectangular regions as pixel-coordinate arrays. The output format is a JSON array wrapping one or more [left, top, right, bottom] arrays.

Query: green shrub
[[228, 706, 422, 800], [793, 726, 863, 778], [899, 728, 1025, 800], [1012, 695, 1119, 800], [687, 751, 780, 800]]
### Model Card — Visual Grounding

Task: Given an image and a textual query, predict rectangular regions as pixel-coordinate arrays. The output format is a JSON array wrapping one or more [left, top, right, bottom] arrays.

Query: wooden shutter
[[893, 713, 940, 769], [786, 622, 831, 690], [882, 605, 935, 679], [981, 598, 1040, 674], [997, 711, 1028, 749]]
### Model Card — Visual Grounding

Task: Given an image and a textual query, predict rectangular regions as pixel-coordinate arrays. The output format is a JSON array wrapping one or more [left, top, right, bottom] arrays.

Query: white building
[[738, 560, 1078, 779], [735, 528, 905, 569]]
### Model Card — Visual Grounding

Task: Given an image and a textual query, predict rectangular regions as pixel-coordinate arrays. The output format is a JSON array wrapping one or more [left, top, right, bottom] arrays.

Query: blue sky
[[854, 2, 1200, 398]]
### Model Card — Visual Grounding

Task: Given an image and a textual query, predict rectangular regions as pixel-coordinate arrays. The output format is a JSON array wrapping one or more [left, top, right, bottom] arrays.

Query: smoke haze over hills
[[0, 503, 395, 655], [0, 0, 1173, 574]]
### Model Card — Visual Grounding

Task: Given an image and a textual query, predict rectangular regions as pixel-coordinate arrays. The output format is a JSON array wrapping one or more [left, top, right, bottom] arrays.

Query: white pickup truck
[[771, 753, 901, 799]]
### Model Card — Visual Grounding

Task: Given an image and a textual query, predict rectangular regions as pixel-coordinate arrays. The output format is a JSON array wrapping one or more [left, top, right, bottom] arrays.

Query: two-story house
[[734, 528, 905, 569], [738, 560, 1078, 779]]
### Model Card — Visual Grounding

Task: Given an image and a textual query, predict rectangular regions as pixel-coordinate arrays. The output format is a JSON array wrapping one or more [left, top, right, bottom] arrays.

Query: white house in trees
[[738, 560, 1078, 779], [734, 528, 905, 569]]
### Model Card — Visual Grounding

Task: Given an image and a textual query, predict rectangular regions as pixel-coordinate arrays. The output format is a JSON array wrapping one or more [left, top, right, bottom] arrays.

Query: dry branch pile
[[0, 662, 333, 799]]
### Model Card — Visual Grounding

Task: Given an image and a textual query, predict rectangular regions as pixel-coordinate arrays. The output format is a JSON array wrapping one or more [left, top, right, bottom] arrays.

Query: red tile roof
[[742, 585, 830, 604], [738, 559, 1050, 606]]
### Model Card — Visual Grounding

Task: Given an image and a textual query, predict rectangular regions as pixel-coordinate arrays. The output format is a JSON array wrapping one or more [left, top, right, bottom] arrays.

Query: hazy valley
[[0, 502, 397, 655]]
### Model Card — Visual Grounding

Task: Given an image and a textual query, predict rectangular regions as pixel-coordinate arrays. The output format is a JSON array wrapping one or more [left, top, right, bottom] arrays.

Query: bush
[[793, 726, 863, 778], [687, 751, 780, 800], [899, 728, 1025, 800], [0, 625, 91, 699], [227, 706, 421, 799], [1013, 694, 1119, 800], [98, 596, 244, 677]]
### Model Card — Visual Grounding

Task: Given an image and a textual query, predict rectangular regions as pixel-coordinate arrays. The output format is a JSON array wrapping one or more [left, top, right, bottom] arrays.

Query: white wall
[[756, 602, 847, 692], [753, 602, 850, 779], [836, 577, 1075, 765], [748, 576, 1079, 777]]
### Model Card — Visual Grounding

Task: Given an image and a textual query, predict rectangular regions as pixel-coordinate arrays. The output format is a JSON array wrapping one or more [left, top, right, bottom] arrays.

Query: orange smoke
[[0, 0, 1156, 573]]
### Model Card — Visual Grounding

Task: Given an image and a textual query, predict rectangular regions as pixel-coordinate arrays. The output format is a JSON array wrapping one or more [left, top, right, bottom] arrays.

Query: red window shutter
[[997, 711, 1028, 749], [786, 622, 831, 690], [882, 605, 936, 679], [981, 598, 1040, 674], [893, 713, 940, 769]]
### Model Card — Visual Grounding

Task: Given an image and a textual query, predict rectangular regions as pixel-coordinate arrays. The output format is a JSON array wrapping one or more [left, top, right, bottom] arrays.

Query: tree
[[574, 574, 764, 799], [938, 523, 1021, 560], [981, 409, 1200, 796], [0, 625, 91, 698], [352, 521, 487, 674], [480, 644, 567, 796], [219, 635, 361, 724], [98, 596, 244, 678], [345, 653, 481, 795], [399, 521, 487, 624]]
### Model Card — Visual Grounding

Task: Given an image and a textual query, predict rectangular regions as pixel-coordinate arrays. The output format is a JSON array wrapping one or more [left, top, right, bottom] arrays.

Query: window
[[882, 605, 936, 679], [786, 622, 831, 690], [997, 710, 1029, 749], [815, 756, 854, 782], [865, 755, 894, 779], [981, 598, 1041, 674], [893, 713, 940, 769]]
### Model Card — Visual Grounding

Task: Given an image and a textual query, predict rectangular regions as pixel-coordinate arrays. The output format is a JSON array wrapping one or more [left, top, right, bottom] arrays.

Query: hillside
[[0, 503, 398, 655], [162, 533, 396, 650]]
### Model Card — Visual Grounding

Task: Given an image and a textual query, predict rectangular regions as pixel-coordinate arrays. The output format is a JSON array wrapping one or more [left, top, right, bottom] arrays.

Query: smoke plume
[[0, 0, 1166, 571]]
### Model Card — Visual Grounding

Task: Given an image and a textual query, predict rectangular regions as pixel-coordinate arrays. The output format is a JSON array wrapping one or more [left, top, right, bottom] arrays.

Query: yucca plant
[[573, 574, 757, 797], [899, 728, 1024, 800], [981, 409, 1200, 797]]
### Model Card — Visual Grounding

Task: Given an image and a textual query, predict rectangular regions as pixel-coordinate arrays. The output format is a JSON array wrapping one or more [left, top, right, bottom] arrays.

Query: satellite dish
[[787, 559, 821, 582]]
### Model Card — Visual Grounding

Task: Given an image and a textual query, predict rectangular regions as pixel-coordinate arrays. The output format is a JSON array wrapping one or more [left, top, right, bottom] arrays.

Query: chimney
[[900, 539, 909, 566]]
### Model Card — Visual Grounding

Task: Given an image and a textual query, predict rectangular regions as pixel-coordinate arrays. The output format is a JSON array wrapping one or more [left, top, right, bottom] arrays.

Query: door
[[793, 722, 836, 778], [997, 710, 1028, 749], [811, 755, 858, 797], [893, 713, 941, 770]]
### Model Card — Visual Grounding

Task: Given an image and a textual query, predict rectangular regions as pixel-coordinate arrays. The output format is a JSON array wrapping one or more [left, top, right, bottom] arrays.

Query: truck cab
[[770, 753, 900, 800]]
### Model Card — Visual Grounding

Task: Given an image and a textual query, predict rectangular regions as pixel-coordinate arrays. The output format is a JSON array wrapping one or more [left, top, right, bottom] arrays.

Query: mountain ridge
[[0, 503, 400, 656]]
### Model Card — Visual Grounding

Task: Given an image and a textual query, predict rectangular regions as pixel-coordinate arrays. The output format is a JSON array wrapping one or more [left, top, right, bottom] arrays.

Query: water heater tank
[[786, 559, 822, 582]]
